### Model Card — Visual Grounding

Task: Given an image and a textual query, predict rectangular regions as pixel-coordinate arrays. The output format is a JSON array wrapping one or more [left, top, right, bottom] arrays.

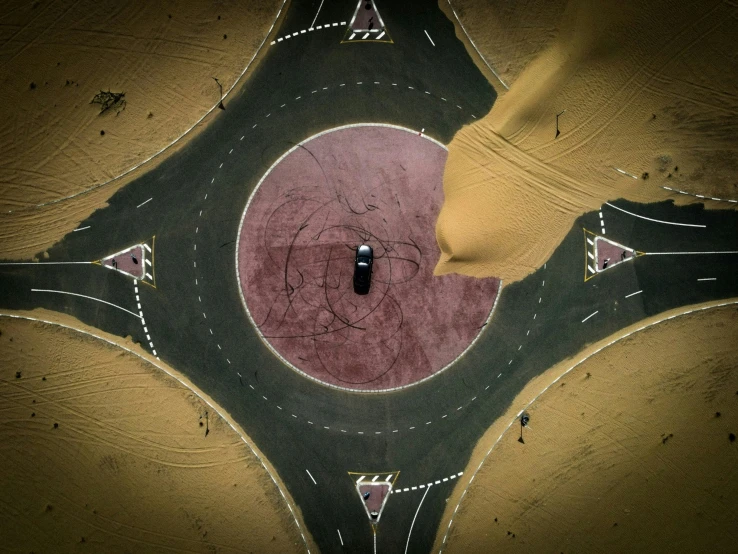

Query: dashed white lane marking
[[439, 300, 738, 552], [271, 21, 347, 44], [0, 313, 311, 554], [191, 87, 548, 435], [73, 225, 90, 232], [393, 472, 463, 493], [136, 197, 153, 208], [31, 288, 141, 319], [604, 202, 707, 228], [133, 279, 159, 358], [697, 277, 717, 281], [582, 310, 599, 323], [599, 210, 606, 235], [662, 185, 738, 203], [625, 290, 643, 298]]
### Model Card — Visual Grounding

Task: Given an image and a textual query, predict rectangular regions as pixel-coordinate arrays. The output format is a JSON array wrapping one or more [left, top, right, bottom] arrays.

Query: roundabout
[[236, 124, 500, 392]]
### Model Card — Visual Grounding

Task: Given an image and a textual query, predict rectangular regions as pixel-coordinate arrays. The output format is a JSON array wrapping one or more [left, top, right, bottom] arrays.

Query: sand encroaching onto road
[[0, 0, 283, 260], [434, 301, 738, 552], [0, 311, 313, 553], [437, 0, 738, 283]]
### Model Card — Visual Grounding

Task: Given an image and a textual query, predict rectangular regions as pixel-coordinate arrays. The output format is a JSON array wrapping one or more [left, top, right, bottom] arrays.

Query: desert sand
[[437, 0, 738, 282], [0, 312, 313, 553], [434, 301, 738, 553], [0, 0, 284, 260]]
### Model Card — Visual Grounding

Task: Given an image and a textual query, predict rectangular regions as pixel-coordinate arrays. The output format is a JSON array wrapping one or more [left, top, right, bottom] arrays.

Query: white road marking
[[424, 29, 435, 46], [645, 250, 738, 255], [136, 197, 152, 208], [32, 289, 141, 318], [372, 475, 379, 482], [0, 261, 92, 266], [377, 30, 385, 39], [405, 485, 431, 554], [73, 226, 90, 232], [362, 32, 370, 39], [698, 277, 717, 281], [582, 310, 599, 323], [349, 32, 356, 40], [144, 244, 152, 253], [625, 290, 643, 298], [337, 529, 344, 546], [588, 252, 594, 260], [604, 202, 706, 228], [588, 264, 596, 274], [356, 475, 365, 483], [613, 167, 639, 179], [305, 469, 317, 485], [587, 238, 594, 246]]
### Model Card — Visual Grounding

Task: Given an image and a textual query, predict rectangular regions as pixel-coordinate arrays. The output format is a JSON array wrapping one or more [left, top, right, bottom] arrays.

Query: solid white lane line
[[625, 290, 643, 298], [645, 250, 738, 255], [136, 197, 152, 208], [73, 226, 90, 232], [604, 202, 706, 228], [698, 277, 717, 281], [405, 485, 431, 554], [337, 529, 344, 546], [306, 469, 317, 485], [0, 261, 91, 266], [424, 29, 435, 46], [613, 167, 639, 179], [582, 310, 599, 323], [311, 0, 326, 27], [31, 289, 141, 318]]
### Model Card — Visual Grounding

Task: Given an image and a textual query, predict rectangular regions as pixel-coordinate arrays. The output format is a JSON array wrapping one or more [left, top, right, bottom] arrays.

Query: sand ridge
[[435, 300, 738, 552], [437, 0, 738, 283], [0, 310, 314, 553]]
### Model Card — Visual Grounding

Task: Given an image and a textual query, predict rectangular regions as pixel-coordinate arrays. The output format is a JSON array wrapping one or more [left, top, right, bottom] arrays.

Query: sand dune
[[0, 0, 282, 260], [0, 312, 312, 553], [436, 302, 738, 553], [438, 0, 738, 282]]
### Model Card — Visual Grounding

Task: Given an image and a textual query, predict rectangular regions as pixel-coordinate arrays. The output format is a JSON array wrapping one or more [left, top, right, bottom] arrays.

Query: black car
[[353, 244, 373, 294]]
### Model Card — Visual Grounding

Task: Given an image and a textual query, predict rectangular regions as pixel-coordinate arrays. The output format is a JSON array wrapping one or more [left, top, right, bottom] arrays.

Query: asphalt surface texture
[[2, 1, 738, 552]]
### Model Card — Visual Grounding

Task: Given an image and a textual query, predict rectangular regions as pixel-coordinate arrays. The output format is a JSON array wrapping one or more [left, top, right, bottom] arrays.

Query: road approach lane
[[2, 1, 738, 552]]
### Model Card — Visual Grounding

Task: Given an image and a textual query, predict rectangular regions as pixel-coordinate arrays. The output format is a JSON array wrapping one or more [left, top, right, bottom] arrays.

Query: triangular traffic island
[[342, 0, 392, 43], [349, 471, 399, 525], [583, 229, 644, 281], [94, 237, 156, 287]]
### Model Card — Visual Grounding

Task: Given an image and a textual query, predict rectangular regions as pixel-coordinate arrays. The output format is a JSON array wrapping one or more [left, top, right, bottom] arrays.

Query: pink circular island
[[236, 125, 499, 392]]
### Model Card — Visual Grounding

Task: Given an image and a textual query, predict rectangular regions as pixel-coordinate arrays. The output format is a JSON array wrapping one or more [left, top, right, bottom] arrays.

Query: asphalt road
[[2, 1, 738, 552]]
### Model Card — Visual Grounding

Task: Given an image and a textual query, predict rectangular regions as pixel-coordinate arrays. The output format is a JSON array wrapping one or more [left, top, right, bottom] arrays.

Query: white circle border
[[234, 123, 502, 394]]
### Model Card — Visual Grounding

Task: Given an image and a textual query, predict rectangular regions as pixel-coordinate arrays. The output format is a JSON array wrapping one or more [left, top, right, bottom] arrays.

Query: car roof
[[357, 245, 373, 256]]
